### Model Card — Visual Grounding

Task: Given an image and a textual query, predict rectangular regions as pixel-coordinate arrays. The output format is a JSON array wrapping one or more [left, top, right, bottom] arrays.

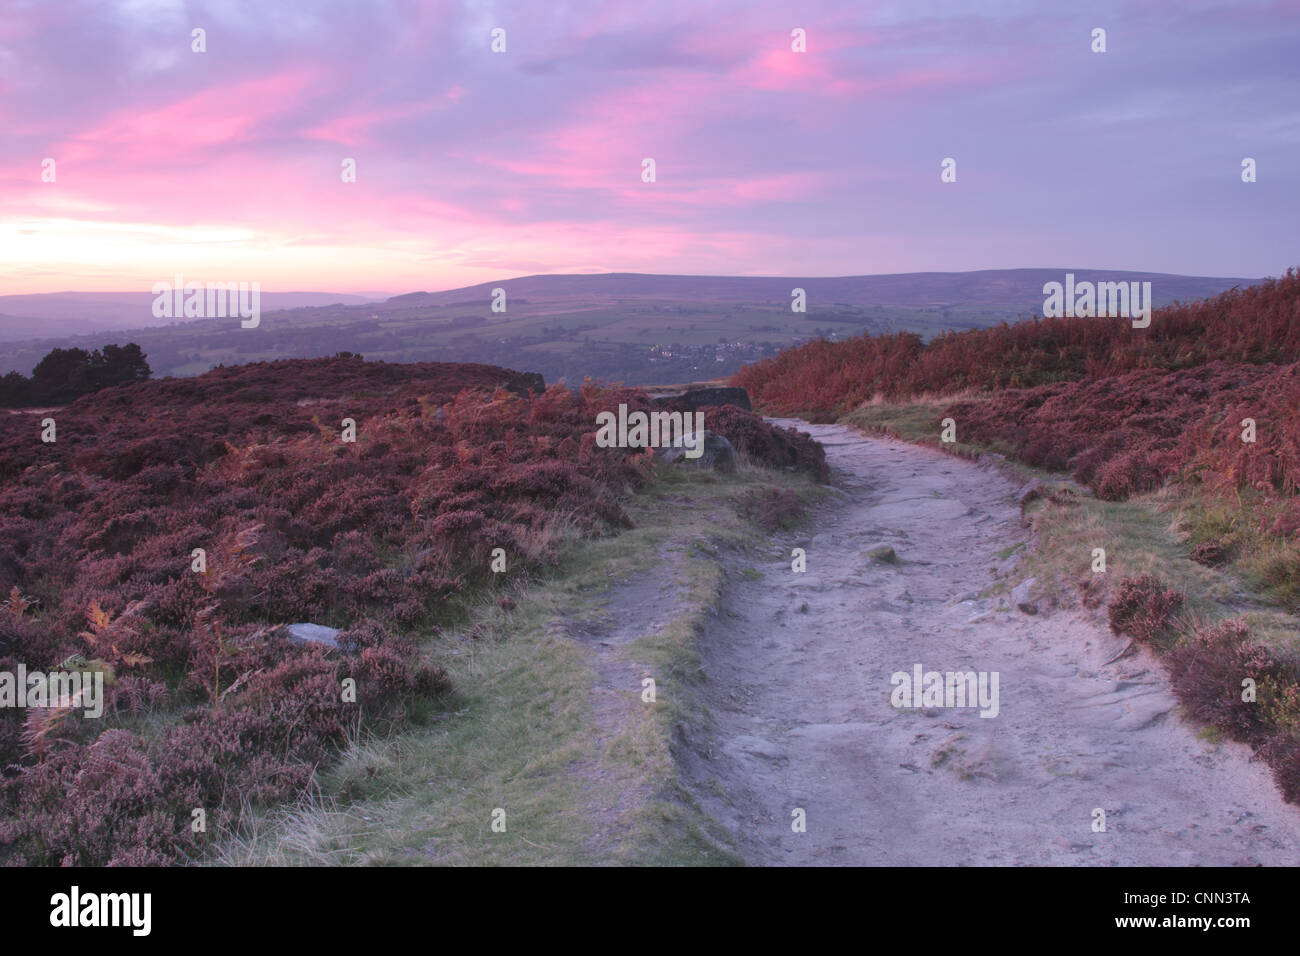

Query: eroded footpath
[[681, 421, 1300, 865]]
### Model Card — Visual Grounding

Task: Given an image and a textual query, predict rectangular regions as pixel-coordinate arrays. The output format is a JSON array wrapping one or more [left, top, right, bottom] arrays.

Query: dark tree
[[90, 343, 152, 388], [2, 342, 151, 407], [30, 347, 93, 403], [0, 371, 31, 407]]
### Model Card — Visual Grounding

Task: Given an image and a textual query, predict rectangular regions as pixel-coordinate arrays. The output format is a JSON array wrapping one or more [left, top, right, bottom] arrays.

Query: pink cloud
[[55, 69, 322, 167], [300, 89, 463, 146], [741, 47, 865, 94]]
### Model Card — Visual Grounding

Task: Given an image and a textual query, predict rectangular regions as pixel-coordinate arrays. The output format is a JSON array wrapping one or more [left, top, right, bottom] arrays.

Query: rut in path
[[679, 421, 1300, 866]]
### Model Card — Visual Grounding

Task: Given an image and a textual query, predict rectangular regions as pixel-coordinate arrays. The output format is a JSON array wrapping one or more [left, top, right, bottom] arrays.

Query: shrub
[[1107, 574, 1185, 643], [1166, 620, 1276, 744], [1260, 734, 1300, 804], [739, 489, 805, 532], [1191, 540, 1229, 567], [1163, 618, 1300, 804], [702, 405, 830, 482]]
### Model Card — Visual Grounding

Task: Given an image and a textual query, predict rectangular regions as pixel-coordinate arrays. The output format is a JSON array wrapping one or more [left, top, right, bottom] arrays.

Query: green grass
[[842, 398, 953, 445], [210, 454, 822, 866], [1168, 486, 1300, 615], [995, 541, 1026, 561]]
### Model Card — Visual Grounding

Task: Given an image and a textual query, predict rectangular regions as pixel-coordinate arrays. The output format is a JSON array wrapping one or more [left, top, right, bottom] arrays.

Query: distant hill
[[388, 269, 1252, 313], [0, 291, 386, 342], [0, 270, 1263, 386]]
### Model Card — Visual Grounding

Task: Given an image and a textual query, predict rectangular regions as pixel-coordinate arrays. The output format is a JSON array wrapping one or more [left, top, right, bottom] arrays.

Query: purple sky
[[1, 0, 1297, 294]]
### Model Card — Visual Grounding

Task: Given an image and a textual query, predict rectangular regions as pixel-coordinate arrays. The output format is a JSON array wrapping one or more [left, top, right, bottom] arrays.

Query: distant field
[[0, 270, 1255, 386]]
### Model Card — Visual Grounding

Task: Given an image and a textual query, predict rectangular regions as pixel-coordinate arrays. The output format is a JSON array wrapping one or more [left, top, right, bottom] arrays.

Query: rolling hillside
[[0, 270, 1256, 387]]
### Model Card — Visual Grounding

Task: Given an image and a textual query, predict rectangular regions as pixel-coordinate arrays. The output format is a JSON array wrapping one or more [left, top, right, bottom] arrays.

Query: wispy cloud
[[0, 0, 1296, 293]]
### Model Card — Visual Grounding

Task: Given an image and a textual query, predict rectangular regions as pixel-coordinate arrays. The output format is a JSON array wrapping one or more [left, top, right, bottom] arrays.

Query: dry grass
[[210, 459, 822, 866]]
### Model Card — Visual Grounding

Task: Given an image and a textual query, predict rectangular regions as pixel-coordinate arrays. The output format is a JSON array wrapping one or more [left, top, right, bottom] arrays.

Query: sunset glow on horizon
[[2, 0, 1297, 296]]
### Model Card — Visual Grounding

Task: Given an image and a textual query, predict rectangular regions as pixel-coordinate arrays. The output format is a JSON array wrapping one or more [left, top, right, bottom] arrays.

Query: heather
[[1107, 584, 1300, 804], [961, 368, 1300, 803], [0, 356, 824, 864], [1016, 481, 1300, 807], [946, 360, 1300, 501], [734, 269, 1300, 420], [1107, 573, 1185, 646], [737, 488, 805, 532]]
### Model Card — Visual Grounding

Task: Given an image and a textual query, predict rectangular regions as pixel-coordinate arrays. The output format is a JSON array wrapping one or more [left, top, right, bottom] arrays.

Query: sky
[[1, 0, 1297, 295]]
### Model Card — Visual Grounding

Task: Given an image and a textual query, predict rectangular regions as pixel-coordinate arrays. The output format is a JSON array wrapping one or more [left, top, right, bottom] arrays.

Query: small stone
[[727, 735, 788, 762], [286, 623, 341, 649], [1009, 577, 1036, 607]]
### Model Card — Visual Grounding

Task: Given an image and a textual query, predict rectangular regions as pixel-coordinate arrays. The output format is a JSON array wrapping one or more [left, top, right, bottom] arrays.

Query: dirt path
[[681, 421, 1300, 865]]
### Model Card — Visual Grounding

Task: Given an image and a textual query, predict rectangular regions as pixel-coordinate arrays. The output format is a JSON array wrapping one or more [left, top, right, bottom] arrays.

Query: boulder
[[286, 623, 341, 649], [651, 386, 752, 412], [501, 371, 545, 397], [654, 430, 736, 473]]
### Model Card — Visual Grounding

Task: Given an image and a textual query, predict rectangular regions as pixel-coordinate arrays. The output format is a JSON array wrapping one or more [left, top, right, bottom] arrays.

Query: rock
[[651, 386, 752, 412], [865, 545, 898, 564], [1017, 602, 1039, 615], [726, 735, 788, 762], [654, 430, 736, 473], [501, 371, 545, 396], [286, 623, 341, 649], [1009, 577, 1036, 607]]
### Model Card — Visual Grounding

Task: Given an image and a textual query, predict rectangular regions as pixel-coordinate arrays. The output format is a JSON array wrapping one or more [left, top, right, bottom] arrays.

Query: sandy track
[[681, 421, 1300, 865]]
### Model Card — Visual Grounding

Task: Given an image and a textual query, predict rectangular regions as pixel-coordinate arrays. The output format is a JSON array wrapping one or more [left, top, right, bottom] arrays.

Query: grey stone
[[286, 623, 341, 649], [726, 735, 788, 762], [1009, 577, 1036, 607], [865, 545, 898, 564], [996, 553, 1022, 576], [651, 386, 752, 412], [654, 430, 736, 473]]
